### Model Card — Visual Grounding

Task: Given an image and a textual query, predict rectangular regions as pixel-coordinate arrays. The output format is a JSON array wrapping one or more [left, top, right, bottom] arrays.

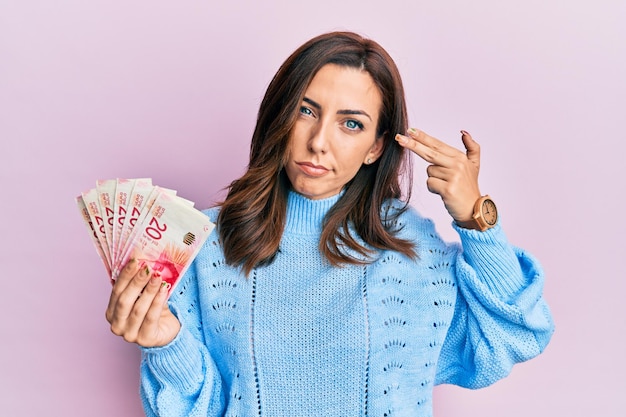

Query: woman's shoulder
[[201, 206, 221, 223], [383, 199, 436, 233], [382, 199, 454, 252], [197, 206, 222, 253]]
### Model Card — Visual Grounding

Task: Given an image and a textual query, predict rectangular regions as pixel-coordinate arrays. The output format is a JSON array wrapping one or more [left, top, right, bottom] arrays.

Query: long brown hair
[[218, 31, 416, 275]]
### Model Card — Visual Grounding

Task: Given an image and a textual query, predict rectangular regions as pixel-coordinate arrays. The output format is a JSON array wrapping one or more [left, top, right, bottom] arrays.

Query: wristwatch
[[456, 195, 498, 231]]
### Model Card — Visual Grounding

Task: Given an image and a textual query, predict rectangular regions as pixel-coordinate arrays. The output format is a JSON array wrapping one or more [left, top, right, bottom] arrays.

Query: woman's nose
[[308, 121, 330, 154]]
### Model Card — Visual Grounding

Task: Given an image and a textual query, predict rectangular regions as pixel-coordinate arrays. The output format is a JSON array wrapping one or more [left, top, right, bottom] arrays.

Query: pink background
[[1, 1, 624, 415]]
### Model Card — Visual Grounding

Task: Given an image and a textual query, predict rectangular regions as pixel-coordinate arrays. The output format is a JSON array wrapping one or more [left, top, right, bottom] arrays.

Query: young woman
[[106, 31, 554, 417]]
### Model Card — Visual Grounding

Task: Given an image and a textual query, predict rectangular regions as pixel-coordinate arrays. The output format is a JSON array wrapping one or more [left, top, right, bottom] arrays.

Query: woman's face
[[284, 63, 384, 200]]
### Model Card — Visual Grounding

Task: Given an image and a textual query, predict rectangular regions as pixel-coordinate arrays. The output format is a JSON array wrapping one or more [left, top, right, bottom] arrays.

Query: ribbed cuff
[[141, 325, 205, 394], [452, 220, 526, 300]]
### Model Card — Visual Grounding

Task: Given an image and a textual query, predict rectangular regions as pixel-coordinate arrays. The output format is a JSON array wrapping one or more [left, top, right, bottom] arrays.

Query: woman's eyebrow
[[303, 97, 321, 110], [303, 97, 372, 121], [337, 109, 372, 121]]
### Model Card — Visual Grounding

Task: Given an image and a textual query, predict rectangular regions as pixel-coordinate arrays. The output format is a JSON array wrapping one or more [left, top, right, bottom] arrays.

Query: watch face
[[481, 199, 498, 226]]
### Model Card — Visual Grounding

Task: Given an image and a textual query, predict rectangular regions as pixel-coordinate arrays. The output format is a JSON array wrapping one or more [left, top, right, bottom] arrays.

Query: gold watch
[[456, 195, 498, 231]]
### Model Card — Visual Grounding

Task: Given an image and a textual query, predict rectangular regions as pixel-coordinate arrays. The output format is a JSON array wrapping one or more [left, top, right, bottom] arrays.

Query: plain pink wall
[[1, 0, 624, 416]]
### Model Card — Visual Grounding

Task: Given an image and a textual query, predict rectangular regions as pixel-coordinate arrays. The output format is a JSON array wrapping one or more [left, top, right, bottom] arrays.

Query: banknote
[[115, 179, 156, 265], [115, 185, 177, 275], [96, 179, 117, 260], [77, 178, 214, 297], [111, 178, 140, 265], [114, 190, 214, 294], [80, 188, 113, 270], [76, 195, 112, 277]]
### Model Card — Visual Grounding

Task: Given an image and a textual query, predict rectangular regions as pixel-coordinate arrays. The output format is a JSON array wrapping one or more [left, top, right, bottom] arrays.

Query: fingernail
[[144, 266, 151, 276], [408, 127, 418, 134], [395, 133, 408, 144], [160, 281, 170, 292], [460, 130, 470, 136], [123, 258, 136, 271]]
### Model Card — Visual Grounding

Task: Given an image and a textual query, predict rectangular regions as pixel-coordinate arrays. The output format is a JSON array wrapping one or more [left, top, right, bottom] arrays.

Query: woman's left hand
[[395, 128, 481, 222]]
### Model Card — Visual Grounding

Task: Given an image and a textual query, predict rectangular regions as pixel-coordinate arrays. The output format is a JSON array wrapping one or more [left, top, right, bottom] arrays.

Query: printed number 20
[[146, 217, 167, 240]]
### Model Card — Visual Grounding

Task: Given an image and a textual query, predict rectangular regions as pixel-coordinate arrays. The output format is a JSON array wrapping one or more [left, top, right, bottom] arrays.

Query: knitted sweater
[[140, 191, 554, 417]]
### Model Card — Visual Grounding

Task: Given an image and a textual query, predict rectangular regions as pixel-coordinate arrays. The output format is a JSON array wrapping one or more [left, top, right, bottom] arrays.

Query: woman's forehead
[[303, 64, 382, 115]]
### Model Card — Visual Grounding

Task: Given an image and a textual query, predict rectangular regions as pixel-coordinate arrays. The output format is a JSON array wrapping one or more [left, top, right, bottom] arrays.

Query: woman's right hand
[[105, 259, 181, 347]]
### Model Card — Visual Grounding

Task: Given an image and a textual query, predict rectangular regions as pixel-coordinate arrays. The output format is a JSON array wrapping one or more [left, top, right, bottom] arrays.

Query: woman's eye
[[299, 106, 313, 116], [345, 119, 364, 131]]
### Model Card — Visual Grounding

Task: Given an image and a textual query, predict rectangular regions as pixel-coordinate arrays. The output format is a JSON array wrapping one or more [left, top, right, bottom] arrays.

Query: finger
[[115, 258, 139, 287], [407, 128, 461, 157], [110, 258, 145, 302], [426, 164, 452, 181], [425, 176, 447, 196], [395, 133, 455, 166], [106, 259, 141, 321], [137, 282, 170, 346], [427, 158, 475, 181], [426, 166, 468, 195], [461, 130, 481, 166], [107, 264, 152, 325], [121, 275, 164, 341]]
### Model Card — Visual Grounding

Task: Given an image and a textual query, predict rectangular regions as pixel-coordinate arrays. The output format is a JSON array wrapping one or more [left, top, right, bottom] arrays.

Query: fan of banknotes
[[76, 178, 215, 296]]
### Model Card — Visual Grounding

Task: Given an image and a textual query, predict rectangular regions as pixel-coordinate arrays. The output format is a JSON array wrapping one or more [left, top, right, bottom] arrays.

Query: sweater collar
[[284, 191, 342, 235]]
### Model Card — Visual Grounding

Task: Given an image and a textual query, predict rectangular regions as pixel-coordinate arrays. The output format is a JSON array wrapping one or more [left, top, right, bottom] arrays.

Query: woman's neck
[[283, 190, 342, 236]]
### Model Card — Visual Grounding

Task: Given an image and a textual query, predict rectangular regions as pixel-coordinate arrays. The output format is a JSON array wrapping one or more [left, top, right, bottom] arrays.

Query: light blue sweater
[[140, 191, 554, 417]]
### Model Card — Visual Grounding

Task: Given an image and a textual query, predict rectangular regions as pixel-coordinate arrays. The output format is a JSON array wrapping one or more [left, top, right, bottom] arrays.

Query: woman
[[106, 31, 554, 416]]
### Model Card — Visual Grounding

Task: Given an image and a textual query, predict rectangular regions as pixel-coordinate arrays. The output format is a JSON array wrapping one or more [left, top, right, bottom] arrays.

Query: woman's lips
[[297, 162, 329, 177]]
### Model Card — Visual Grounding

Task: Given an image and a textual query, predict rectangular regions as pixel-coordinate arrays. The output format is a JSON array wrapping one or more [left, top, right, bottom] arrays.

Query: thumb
[[461, 130, 480, 166]]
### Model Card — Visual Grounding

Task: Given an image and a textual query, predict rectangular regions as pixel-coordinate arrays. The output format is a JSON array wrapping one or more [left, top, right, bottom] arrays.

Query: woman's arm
[[141, 262, 227, 416], [395, 127, 554, 386], [106, 259, 226, 416], [435, 223, 554, 388]]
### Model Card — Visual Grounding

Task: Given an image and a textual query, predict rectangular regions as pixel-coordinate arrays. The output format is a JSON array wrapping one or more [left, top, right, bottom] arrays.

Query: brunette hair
[[218, 31, 416, 275]]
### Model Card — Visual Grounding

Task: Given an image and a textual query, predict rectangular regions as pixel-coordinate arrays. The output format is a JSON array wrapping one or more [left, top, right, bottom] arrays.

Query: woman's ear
[[364, 134, 385, 164]]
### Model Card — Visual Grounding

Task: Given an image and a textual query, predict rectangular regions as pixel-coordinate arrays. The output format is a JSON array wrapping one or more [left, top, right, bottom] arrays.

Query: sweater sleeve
[[434, 221, 555, 388], [139, 262, 226, 417]]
